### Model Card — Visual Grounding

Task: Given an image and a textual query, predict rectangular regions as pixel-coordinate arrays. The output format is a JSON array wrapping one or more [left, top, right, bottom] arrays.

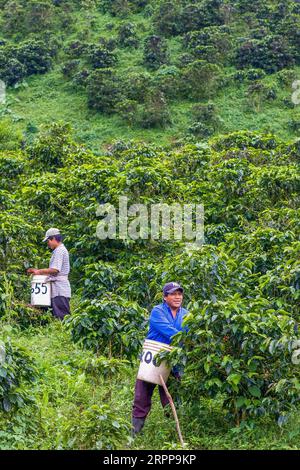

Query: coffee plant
[[65, 295, 148, 360], [0, 338, 37, 412]]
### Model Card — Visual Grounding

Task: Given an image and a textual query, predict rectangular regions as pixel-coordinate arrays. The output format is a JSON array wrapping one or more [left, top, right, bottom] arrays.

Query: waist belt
[[46, 275, 69, 282]]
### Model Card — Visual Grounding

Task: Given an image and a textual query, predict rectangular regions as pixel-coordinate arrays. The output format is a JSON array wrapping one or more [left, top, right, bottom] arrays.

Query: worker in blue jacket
[[132, 282, 188, 436]]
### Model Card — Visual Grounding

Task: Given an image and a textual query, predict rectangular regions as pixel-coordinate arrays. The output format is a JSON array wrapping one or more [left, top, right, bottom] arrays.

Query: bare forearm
[[36, 268, 58, 275]]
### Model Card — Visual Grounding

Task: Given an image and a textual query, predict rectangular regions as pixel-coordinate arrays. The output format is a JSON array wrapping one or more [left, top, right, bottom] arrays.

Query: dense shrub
[[143, 35, 169, 70], [65, 40, 87, 59], [81, 261, 123, 299], [0, 111, 299, 432], [181, 60, 222, 99], [66, 295, 147, 360], [139, 88, 172, 128], [188, 102, 223, 137], [0, 121, 23, 151], [235, 35, 296, 73], [2, 0, 72, 37], [86, 45, 118, 69], [179, 0, 225, 33], [0, 54, 26, 86], [167, 296, 300, 424], [246, 81, 277, 111], [152, 1, 181, 37], [115, 98, 139, 126], [2, 0, 54, 35], [117, 22, 139, 48], [16, 39, 54, 75], [0, 213, 42, 273], [234, 68, 266, 83], [86, 68, 122, 113], [276, 13, 300, 57], [121, 70, 152, 102], [210, 130, 281, 151], [61, 59, 81, 78], [60, 404, 130, 449], [28, 122, 87, 170], [152, 65, 181, 99], [0, 39, 54, 85], [100, 0, 149, 16], [183, 26, 232, 64], [0, 338, 37, 412], [1, 301, 52, 329]]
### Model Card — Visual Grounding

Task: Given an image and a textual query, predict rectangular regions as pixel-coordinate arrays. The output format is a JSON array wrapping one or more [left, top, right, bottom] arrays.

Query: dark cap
[[163, 282, 184, 296]]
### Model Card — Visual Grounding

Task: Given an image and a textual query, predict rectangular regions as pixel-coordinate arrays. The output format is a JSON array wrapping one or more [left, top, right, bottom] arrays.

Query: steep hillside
[[0, 0, 300, 151]]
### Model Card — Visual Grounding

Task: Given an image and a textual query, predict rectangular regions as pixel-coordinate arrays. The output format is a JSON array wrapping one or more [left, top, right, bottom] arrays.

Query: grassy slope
[[1, 7, 300, 153]]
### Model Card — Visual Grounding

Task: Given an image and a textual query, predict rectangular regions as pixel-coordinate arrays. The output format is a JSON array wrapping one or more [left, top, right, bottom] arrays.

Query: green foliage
[[99, 0, 131, 17], [117, 22, 139, 48], [0, 39, 55, 85], [139, 88, 172, 128], [100, 0, 149, 16], [2, 301, 52, 329], [179, 0, 224, 33], [66, 295, 148, 360], [87, 68, 122, 113], [0, 338, 37, 412], [0, 151, 26, 180], [188, 102, 223, 138], [81, 261, 123, 299], [152, 65, 181, 99], [86, 44, 118, 69], [79, 355, 130, 379], [27, 121, 91, 170], [235, 35, 296, 74], [246, 81, 277, 112], [120, 70, 152, 102], [143, 35, 169, 71], [168, 296, 300, 424], [152, 1, 181, 37], [60, 404, 130, 449], [0, 53, 26, 86], [0, 274, 52, 329], [1, 0, 70, 37], [0, 213, 42, 273], [181, 60, 222, 99], [183, 26, 232, 64], [1, 0, 300, 450], [0, 119, 22, 150]]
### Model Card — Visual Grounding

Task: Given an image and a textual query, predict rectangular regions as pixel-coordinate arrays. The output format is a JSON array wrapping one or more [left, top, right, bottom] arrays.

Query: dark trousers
[[132, 379, 169, 419], [51, 296, 70, 320]]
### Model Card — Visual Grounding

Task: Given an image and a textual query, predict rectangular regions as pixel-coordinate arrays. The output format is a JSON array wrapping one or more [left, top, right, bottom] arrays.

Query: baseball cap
[[42, 228, 61, 242], [163, 282, 184, 296]]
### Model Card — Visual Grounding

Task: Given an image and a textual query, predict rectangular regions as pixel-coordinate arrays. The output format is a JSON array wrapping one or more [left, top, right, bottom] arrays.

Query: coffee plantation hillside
[[0, 119, 299, 448], [0, 0, 300, 151]]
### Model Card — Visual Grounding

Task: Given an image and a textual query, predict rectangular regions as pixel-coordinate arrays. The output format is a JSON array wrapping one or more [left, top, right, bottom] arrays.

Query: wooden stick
[[159, 374, 185, 447]]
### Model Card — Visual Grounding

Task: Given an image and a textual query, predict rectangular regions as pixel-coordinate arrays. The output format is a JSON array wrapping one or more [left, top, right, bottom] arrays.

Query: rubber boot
[[131, 417, 146, 437]]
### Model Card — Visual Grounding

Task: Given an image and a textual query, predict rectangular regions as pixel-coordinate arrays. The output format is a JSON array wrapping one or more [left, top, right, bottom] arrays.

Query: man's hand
[[27, 268, 40, 275]]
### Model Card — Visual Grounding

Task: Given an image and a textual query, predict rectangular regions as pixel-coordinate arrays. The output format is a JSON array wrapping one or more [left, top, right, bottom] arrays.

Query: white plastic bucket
[[137, 339, 173, 385], [31, 275, 51, 306]]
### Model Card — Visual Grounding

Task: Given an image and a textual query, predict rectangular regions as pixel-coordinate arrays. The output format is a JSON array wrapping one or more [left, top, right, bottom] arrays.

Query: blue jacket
[[146, 301, 188, 345]]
